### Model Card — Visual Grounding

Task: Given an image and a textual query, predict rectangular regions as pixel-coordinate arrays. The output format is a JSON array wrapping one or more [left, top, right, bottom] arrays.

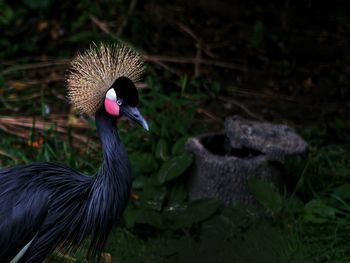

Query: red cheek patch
[[104, 98, 120, 116]]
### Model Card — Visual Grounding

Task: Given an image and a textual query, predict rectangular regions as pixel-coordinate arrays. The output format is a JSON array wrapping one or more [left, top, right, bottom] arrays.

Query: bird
[[0, 43, 148, 263]]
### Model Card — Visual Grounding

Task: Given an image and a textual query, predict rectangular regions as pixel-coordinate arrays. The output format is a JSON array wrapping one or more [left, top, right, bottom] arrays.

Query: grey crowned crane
[[0, 43, 148, 263]]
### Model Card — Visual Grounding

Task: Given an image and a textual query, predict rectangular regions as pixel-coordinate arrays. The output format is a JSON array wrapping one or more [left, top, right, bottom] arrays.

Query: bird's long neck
[[92, 108, 132, 214]]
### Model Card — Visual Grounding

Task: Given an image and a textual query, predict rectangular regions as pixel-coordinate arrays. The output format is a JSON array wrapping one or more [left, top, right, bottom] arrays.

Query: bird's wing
[[0, 186, 49, 262]]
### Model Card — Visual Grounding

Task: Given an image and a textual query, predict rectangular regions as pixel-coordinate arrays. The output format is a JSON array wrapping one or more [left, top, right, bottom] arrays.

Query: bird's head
[[67, 43, 148, 130], [104, 76, 148, 130]]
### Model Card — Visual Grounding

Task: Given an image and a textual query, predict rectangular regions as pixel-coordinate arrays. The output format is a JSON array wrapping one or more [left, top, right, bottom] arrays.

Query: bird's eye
[[117, 99, 122, 106]]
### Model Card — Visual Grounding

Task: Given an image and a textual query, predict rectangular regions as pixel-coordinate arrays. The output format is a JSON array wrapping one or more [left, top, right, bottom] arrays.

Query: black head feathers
[[110, 76, 139, 107]]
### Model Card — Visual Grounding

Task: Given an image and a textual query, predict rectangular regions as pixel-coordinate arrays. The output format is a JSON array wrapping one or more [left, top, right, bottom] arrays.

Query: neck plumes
[[92, 108, 132, 215], [82, 108, 131, 260]]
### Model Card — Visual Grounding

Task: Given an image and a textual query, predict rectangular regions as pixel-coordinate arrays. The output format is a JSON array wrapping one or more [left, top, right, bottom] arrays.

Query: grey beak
[[121, 105, 149, 131]]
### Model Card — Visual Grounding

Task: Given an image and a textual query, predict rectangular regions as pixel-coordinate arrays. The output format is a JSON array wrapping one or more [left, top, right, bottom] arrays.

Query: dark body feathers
[[0, 108, 131, 262]]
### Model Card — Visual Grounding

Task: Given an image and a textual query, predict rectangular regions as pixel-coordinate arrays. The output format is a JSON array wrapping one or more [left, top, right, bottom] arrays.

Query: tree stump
[[185, 116, 308, 206]]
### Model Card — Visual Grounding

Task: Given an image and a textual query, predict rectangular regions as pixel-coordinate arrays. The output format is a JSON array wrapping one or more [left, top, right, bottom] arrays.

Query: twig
[[195, 45, 201, 77], [25, 75, 65, 85], [117, 0, 138, 37], [0, 115, 91, 146], [177, 22, 201, 43], [151, 60, 180, 76], [177, 22, 219, 76], [177, 22, 216, 58], [197, 107, 223, 124], [177, 22, 202, 76], [0, 149, 19, 162], [51, 89, 68, 101], [229, 87, 299, 102], [1, 54, 241, 78], [0, 56, 65, 65], [135, 82, 149, 89], [0, 123, 27, 138], [0, 93, 19, 112], [2, 93, 42, 102], [53, 251, 77, 262], [217, 96, 266, 121], [143, 54, 242, 71], [89, 15, 113, 36], [71, 132, 91, 144]]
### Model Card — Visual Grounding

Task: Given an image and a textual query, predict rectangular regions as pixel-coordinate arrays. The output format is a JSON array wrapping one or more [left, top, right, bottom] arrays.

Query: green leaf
[[123, 204, 141, 229], [132, 176, 146, 189], [168, 184, 187, 204], [143, 186, 167, 211], [157, 154, 193, 184], [136, 209, 164, 229], [251, 20, 264, 48], [142, 177, 163, 200], [332, 184, 350, 200], [172, 137, 189, 156], [304, 199, 337, 223], [187, 199, 220, 222], [163, 204, 191, 229], [155, 138, 169, 160], [130, 153, 158, 177], [0, 4, 14, 25], [284, 197, 304, 215], [163, 199, 220, 229], [248, 178, 282, 213]]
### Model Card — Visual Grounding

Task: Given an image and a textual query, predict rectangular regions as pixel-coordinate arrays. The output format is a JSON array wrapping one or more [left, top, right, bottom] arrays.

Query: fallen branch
[[0, 115, 92, 147], [0, 115, 89, 129], [1, 59, 69, 76]]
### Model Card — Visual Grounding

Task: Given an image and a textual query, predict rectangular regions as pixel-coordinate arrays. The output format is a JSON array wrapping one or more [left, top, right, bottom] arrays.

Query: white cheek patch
[[104, 98, 120, 116], [105, 88, 120, 116], [106, 88, 117, 100]]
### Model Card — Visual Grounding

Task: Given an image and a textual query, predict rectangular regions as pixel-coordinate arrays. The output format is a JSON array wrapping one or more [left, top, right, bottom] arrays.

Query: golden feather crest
[[67, 43, 144, 115]]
